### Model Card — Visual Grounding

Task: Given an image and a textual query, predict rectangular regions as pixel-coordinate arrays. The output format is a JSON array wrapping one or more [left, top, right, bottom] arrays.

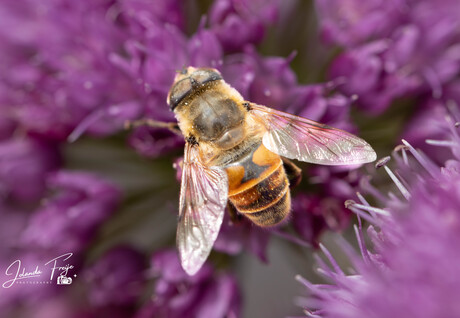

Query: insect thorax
[[177, 88, 245, 143]]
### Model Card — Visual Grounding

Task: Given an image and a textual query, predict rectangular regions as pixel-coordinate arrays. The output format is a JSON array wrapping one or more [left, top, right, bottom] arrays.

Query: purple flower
[[7, 293, 139, 318], [114, 14, 227, 156], [84, 246, 146, 307], [0, 0, 141, 141], [315, 0, 405, 47], [402, 80, 460, 164], [128, 126, 184, 159], [0, 137, 59, 203], [222, 48, 354, 129], [0, 171, 121, 312], [214, 213, 271, 262], [188, 25, 224, 69], [113, 16, 224, 122], [114, 24, 188, 113], [118, 0, 185, 32], [21, 171, 121, 254], [291, 194, 351, 246], [0, 210, 59, 311], [328, 40, 403, 114], [111, 22, 188, 154], [297, 111, 460, 317], [321, 0, 460, 113], [0, 203, 27, 258], [209, 0, 279, 52], [291, 160, 362, 246], [222, 49, 298, 108], [136, 249, 241, 318], [0, 116, 16, 141]]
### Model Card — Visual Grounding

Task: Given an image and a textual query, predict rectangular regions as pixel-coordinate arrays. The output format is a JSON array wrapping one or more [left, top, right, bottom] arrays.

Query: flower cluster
[[0, 0, 142, 141], [136, 249, 240, 318], [21, 171, 121, 255], [0, 0, 286, 316], [0, 171, 121, 314], [316, 0, 460, 114], [297, 111, 460, 317], [402, 79, 460, 164], [84, 246, 147, 308], [3, 0, 458, 316], [116, 0, 281, 157]]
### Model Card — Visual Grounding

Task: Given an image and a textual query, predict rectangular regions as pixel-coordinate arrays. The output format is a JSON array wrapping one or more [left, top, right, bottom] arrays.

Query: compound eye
[[168, 78, 193, 110], [191, 69, 222, 85]]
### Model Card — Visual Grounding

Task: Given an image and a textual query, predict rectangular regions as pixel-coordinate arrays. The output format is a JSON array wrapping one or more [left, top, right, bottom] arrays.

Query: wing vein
[[251, 103, 376, 165]]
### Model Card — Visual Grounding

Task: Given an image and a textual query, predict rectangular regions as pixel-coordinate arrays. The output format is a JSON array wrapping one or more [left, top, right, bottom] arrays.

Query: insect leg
[[227, 201, 243, 224], [124, 119, 182, 136], [282, 157, 302, 189]]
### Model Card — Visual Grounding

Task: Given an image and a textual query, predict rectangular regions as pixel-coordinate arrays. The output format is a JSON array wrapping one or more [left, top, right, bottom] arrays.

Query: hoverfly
[[136, 67, 376, 275]]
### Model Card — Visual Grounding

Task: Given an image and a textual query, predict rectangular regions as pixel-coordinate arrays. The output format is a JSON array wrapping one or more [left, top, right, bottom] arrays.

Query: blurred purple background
[[0, 0, 459, 317]]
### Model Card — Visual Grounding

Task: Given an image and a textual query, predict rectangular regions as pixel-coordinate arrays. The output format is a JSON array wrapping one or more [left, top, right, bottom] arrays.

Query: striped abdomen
[[224, 142, 290, 227]]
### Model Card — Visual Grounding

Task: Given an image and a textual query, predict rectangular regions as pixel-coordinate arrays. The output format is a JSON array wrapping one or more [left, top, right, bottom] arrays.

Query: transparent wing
[[177, 143, 228, 275], [250, 103, 376, 165]]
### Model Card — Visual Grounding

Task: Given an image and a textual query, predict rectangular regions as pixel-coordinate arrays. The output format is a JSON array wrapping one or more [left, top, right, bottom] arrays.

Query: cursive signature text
[[44, 253, 74, 281], [2, 260, 43, 288]]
